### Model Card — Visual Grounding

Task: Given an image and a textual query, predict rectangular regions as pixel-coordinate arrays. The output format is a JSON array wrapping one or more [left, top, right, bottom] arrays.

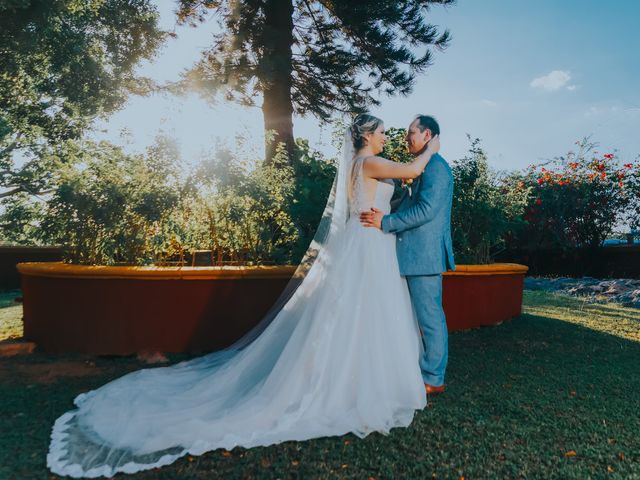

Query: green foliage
[[288, 138, 336, 262], [627, 159, 640, 231], [451, 137, 529, 264], [206, 147, 300, 264], [0, 0, 165, 199], [169, 138, 336, 266], [0, 134, 336, 266], [511, 139, 640, 250], [381, 127, 413, 164], [38, 140, 180, 265], [0, 192, 45, 245], [158, 142, 324, 266]]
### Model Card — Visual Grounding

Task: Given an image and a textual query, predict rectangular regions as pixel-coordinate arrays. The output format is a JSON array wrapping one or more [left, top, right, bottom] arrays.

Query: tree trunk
[[260, 0, 295, 164]]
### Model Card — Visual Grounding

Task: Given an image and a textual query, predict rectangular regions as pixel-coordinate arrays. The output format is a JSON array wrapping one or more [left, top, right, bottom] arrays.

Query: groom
[[360, 115, 455, 395]]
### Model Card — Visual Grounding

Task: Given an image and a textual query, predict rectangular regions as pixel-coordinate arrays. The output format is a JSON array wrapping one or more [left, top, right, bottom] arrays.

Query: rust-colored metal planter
[[18, 262, 527, 354], [442, 264, 529, 331], [18, 263, 297, 355]]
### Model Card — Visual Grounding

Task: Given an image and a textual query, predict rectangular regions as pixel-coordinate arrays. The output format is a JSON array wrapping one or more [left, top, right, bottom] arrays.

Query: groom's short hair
[[414, 115, 440, 136]]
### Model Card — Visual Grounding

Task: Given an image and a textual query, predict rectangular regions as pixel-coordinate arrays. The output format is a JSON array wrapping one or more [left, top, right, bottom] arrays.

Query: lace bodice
[[349, 157, 395, 216]]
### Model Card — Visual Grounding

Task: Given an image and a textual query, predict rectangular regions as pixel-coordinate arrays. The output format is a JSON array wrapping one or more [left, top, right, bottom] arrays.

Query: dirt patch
[[0, 359, 98, 384]]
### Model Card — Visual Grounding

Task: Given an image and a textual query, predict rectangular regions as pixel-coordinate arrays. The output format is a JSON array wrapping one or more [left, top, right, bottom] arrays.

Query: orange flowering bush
[[513, 138, 639, 249]]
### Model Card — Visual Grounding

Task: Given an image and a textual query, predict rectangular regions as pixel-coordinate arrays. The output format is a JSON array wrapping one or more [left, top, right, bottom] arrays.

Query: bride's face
[[365, 124, 387, 154]]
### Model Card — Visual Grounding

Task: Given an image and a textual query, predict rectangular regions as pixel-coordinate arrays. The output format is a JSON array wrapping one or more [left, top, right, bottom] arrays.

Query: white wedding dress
[[47, 154, 427, 478]]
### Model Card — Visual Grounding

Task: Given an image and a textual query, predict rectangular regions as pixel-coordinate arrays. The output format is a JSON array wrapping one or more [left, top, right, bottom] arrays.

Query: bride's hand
[[426, 135, 440, 155]]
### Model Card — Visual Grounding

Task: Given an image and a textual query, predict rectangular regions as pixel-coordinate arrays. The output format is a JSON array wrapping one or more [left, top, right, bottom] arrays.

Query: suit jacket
[[381, 153, 456, 276]]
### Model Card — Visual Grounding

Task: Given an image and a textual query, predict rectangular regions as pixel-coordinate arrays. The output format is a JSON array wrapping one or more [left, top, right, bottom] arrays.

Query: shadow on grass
[[0, 291, 638, 479]]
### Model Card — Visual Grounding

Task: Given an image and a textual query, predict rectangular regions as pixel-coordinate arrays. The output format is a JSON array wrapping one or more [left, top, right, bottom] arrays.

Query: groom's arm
[[381, 160, 451, 234]]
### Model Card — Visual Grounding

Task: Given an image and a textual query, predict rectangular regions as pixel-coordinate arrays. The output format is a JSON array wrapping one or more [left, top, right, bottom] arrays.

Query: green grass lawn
[[0, 291, 638, 479], [0, 290, 22, 341]]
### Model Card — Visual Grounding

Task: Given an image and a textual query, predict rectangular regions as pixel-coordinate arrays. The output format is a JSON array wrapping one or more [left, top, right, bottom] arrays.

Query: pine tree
[[177, 0, 454, 162]]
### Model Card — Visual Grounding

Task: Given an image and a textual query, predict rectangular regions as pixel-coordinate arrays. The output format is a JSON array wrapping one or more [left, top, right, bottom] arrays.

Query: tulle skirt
[[48, 218, 426, 478]]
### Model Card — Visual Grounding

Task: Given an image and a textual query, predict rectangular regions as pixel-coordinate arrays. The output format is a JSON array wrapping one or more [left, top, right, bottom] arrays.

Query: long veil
[[47, 130, 357, 478], [225, 128, 354, 351]]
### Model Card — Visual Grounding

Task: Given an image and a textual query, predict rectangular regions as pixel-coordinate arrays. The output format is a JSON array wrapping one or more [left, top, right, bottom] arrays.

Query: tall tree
[[0, 0, 165, 199], [177, 0, 454, 162]]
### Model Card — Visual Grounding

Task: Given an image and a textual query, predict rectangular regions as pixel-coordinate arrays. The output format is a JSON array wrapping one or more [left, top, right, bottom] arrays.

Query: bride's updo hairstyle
[[349, 113, 383, 150]]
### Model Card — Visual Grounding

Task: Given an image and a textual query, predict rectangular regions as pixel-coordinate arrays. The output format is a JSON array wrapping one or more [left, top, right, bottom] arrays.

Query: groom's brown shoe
[[425, 383, 446, 395]]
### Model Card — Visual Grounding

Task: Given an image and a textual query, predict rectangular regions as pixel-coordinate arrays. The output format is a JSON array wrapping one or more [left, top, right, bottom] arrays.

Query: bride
[[48, 113, 440, 478]]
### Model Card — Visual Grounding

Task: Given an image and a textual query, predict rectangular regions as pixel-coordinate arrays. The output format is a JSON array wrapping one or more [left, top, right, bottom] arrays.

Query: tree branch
[[0, 187, 23, 198]]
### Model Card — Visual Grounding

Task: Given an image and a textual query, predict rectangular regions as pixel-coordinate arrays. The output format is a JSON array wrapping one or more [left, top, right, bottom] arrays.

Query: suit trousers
[[406, 274, 448, 386]]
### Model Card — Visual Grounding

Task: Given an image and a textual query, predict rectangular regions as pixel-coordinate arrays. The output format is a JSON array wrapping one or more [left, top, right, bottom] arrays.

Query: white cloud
[[530, 70, 572, 91], [480, 99, 498, 107], [567, 85, 577, 91]]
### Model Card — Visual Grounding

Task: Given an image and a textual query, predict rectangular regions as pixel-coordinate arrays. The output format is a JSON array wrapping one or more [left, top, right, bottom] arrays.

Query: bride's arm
[[362, 135, 440, 180]]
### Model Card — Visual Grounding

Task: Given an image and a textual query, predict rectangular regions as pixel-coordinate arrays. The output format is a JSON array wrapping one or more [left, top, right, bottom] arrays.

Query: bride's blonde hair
[[349, 113, 383, 150], [348, 113, 383, 205]]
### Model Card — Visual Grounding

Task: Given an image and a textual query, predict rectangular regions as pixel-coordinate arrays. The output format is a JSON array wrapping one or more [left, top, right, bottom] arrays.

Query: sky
[[93, 0, 640, 171]]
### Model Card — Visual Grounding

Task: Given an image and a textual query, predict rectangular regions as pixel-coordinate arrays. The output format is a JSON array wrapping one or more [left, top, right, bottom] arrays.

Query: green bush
[[39, 139, 180, 265], [451, 137, 529, 264], [15, 130, 638, 267], [381, 127, 413, 164], [0, 135, 336, 266], [178, 145, 300, 265], [155, 139, 335, 266], [511, 138, 640, 250], [288, 139, 336, 261], [0, 192, 45, 246]]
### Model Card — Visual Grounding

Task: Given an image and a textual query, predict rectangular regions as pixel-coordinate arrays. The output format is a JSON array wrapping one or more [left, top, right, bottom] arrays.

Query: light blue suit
[[381, 153, 455, 387]]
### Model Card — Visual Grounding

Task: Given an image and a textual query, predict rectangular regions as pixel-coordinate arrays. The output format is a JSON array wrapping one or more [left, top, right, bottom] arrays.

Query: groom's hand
[[360, 208, 383, 230]]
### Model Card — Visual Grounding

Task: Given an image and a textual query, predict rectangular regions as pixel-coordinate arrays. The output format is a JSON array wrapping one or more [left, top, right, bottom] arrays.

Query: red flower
[[624, 163, 633, 169], [596, 163, 605, 170], [600, 171, 606, 179], [604, 153, 614, 159], [535, 199, 542, 205], [537, 178, 544, 185], [619, 181, 624, 188], [568, 162, 579, 169]]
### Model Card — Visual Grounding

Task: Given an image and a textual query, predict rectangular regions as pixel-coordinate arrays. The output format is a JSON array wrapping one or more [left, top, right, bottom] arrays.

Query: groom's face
[[405, 120, 431, 155]]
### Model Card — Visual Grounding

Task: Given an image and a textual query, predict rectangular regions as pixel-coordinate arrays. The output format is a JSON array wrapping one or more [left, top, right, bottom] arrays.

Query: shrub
[[451, 137, 529, 264], [1, 134, 336, 266], [512, 138, 640, 250], [288, 138, 336, 261], [39, 139, 180, 265], [160, 140, 335, 266], [0, 192, 45, 245], [382, 127, 413, 164]]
